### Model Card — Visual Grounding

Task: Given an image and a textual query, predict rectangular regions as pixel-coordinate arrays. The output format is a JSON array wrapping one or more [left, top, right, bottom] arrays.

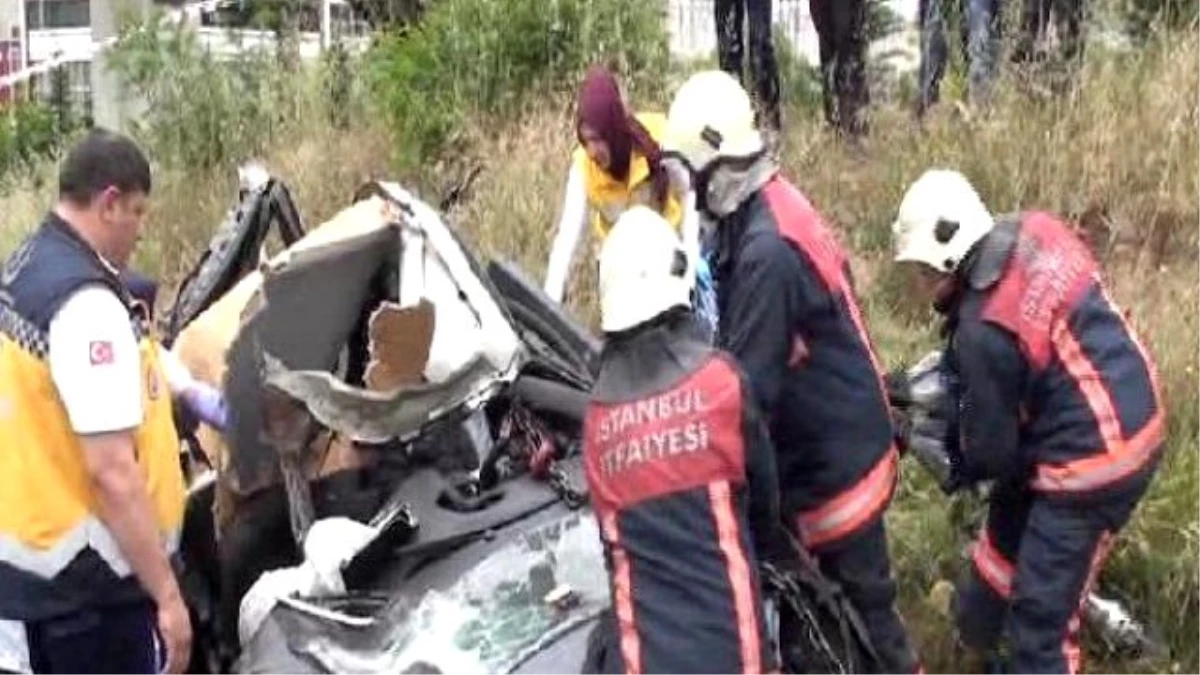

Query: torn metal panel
[[173, 196, 398, 477], [256, 181, 527, 444], [215, 180, 529, 490], [221, 224, 398, 500], [370, 181, 524, 376], [262, 351, 502, 445], [397, 223, 426, 308], [363, 300, 435, 392]]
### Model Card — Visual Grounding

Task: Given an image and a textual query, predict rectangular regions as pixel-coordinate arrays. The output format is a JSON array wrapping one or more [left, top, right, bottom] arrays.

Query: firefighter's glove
[[884, 368, 914, 453], [889, 350, 966, 494], [907, 411, 965, 495]]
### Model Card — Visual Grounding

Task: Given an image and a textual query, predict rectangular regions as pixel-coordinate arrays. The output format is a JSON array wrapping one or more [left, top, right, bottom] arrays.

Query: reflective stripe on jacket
[[0, 214, 185, 620], [949, 212, 1165, 495], [713, 175, 895, 524], [583, 315, 779, 674]]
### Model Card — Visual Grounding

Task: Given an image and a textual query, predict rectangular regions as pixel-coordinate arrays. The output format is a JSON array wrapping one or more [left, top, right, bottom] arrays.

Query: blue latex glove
[[180, 382, 230, 432], [694, 251, 720, 342]]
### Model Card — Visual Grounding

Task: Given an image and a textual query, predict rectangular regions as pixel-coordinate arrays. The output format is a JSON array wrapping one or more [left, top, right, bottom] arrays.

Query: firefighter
[[0, 130, 190, 674], [658, 70, 922, 674], [581, 205, 783, 674], [889, 168, 1166, 673]]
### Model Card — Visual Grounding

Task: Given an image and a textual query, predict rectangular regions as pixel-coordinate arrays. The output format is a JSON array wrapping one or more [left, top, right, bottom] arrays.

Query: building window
[[30, 59, 93, 122], [25, 0, 91, 30]]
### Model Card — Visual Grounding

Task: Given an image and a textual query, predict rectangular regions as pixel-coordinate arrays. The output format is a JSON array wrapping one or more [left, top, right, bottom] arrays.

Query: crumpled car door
[[179, 181, 526, 516]]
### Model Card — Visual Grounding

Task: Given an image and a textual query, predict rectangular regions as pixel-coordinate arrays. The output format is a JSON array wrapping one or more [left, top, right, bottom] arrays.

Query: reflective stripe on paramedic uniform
[[0, 213, 185, 621]]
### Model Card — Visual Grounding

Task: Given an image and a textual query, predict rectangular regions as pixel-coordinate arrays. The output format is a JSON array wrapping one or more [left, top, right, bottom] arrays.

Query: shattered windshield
[[295, 512, 610, 674]]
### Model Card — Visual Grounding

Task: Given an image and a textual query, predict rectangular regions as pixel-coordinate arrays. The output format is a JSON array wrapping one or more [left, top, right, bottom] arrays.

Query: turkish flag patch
[[89, 340, 115, 366]]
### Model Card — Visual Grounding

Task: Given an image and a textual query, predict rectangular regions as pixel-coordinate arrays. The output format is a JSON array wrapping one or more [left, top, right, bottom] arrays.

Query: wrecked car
[[166, 168, 881, 674]]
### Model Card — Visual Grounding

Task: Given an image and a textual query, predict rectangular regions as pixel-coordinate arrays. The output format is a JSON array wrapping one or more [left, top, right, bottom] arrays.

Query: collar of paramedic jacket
[[39, 212, 137, 318], [43, 210, 123, 279]]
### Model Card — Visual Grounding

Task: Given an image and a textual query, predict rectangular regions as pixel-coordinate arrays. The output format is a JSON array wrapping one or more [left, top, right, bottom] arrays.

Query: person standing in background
[[917, 0, 1006, 118], [714, 0, 784, 136], [809, 0, 871, 138]]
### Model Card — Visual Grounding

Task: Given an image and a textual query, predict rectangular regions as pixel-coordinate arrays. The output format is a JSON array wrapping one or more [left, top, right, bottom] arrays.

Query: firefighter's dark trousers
[[955, 478, 1150, 673], [812, 517, 922, 673], [714, 0, 782, 132]]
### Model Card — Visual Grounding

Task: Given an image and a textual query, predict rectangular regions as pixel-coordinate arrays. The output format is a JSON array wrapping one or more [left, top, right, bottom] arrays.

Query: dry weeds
[[0, 28, 1194, 675]]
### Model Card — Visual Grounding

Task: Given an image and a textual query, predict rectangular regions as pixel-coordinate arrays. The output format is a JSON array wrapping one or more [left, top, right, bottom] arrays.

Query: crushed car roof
[[173, 181, 526, 502]]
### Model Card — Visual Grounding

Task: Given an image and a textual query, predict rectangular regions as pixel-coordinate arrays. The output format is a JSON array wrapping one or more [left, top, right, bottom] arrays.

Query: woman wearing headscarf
[[543, 66, 717, 335]]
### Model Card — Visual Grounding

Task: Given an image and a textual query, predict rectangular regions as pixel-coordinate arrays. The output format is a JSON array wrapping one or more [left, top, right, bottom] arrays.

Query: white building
[[3, 0, 366, 128], [1, 1, 23, 96], [1, 1, 18, 38], [3, 0, 922, 128]]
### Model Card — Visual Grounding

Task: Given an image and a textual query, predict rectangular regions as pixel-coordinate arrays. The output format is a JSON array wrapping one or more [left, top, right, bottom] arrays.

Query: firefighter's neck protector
[[892, 168, 995, 274], [598, 205, 692, 333]]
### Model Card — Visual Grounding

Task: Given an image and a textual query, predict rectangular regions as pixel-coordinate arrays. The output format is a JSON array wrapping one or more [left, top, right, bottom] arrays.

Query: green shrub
[[772, 27, 826, 116], [0, 100, 74, 188], [104, 9, 369, 172], [105, 13, 274, 169], [365, 0, 670, 170]]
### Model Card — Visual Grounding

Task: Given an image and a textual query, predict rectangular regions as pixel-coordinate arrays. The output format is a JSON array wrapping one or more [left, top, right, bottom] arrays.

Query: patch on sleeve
[[89, 340, 115, 366]]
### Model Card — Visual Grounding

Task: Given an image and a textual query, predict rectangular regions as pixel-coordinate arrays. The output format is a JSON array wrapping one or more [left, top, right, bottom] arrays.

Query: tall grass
[[0, 6, 1193, 673]]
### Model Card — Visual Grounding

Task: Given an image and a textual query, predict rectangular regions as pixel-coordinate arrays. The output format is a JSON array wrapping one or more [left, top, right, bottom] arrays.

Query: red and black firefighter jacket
[[711, 174, 898, 549], [582, 313, 781, 674], [941, 212, 1166, 498]]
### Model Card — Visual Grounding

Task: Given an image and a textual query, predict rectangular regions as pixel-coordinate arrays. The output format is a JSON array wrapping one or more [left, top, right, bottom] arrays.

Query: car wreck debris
[[363, 300, 436, 392], [167, 168, 599, 673], [166, 166, 900, 675], [261, 383, 319, 546]]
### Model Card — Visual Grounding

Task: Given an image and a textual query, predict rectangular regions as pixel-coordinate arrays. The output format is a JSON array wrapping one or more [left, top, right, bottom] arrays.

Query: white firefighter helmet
[[661, 69, 765, 175], [598, 205, 692, 333], [892, 169, 995, 273]]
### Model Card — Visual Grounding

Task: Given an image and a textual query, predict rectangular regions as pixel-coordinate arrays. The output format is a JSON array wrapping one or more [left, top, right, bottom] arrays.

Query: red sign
[[0, 39, 21, 103], [89, 340, 115, 366]]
